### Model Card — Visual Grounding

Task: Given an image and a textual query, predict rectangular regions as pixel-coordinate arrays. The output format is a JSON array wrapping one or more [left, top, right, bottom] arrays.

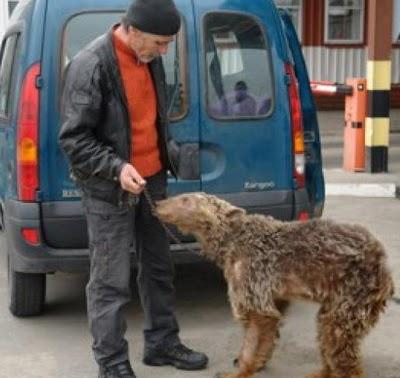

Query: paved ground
[[0, 110, 399, 378], [319, 110, 400, 176], [0, 196, 399, 378]]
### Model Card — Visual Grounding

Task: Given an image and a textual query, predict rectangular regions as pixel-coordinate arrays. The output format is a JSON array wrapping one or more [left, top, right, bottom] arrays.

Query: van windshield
[[204, 12, 274, 119], [62, 12, 187, 119]]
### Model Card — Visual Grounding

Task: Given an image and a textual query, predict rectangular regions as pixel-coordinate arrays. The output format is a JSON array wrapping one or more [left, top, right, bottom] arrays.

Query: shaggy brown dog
[[156, 193, 394, 378]]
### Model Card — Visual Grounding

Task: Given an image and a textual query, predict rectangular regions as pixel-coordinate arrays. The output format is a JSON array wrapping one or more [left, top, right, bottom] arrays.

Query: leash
[[141, 186, 201, 255], [129, 63, 199, 254]]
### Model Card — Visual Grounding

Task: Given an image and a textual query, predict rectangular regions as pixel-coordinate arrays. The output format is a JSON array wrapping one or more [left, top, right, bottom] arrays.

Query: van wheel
[[7, 255, 46, 317]]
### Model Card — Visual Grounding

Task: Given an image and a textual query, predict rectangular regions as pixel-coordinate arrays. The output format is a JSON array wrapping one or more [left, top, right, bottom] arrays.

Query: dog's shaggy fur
[[156, 193, 394, 378]]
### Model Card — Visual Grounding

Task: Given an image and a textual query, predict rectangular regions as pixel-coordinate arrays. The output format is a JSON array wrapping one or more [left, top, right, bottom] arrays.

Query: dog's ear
[[226, 208, 245, 219], [226, 208, 246, 226]]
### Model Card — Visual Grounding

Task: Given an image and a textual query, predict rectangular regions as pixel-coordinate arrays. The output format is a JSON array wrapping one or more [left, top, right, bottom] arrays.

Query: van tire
[[8, 256, 46, 317]]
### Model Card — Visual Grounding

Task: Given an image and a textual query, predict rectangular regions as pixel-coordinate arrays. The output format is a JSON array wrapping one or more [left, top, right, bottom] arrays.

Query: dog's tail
[[365, 264, 395, 332], [375, 244, 394, 303], [360, 239, 395, 329]]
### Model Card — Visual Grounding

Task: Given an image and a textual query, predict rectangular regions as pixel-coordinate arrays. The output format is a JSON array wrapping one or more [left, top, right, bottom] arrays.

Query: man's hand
[[119, 164, 146, 195]]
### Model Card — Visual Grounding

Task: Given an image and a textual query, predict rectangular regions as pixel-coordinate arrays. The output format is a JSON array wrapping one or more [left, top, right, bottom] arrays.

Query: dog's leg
[[306, 308, 332, 378], [217, 312, 277, 378], [313, 310, 365, 378], [252, 314, 280, 371], [238, 312, 282, 376], [232, 300, 288, 368], [249, 299, 288, 371]]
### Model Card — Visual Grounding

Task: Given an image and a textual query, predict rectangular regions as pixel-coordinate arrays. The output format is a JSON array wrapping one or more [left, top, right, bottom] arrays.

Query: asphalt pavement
[[0, 110, 399, 378]]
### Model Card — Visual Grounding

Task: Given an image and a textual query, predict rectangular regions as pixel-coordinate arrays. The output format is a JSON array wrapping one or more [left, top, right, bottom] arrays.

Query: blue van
[[0, 0, 324, 316]]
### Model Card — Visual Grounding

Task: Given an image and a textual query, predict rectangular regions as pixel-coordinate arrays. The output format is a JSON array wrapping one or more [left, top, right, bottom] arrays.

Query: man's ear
[[129, 26, 141, 37]]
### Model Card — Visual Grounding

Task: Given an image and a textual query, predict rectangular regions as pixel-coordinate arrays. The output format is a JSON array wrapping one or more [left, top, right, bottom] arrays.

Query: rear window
[[0, 33, 21, 119], [204, 12, 274, 120], [63, 12, 122, 65], [62, 12, 187, 120]]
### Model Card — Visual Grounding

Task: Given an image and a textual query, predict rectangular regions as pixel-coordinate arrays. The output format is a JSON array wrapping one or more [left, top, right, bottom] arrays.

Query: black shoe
[[143, 343, 208, 370], [98, 360, 136, 378]]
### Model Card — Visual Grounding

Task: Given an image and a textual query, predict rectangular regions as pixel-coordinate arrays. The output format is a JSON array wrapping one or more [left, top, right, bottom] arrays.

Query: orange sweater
[[113, 32, 162, 178]]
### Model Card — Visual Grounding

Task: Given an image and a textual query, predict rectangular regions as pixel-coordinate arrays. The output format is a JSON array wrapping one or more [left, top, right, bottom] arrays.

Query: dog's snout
[[155, 199, 169, 208]]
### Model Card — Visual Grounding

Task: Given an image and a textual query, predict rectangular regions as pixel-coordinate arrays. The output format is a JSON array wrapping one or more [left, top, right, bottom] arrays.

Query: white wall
[[303, 46, 400, 84], [0, 0, 10, 42]]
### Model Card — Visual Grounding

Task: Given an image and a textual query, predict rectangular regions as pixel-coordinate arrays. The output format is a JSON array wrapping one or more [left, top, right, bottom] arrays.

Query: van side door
[[193, 0, 296, 220], [280, 10, 325, 217]]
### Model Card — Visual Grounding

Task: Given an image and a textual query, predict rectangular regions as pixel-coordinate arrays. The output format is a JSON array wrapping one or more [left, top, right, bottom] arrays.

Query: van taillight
[[21, 228, 40, 246], [285, 63, 305, 188], [17, 63, 40, 201]]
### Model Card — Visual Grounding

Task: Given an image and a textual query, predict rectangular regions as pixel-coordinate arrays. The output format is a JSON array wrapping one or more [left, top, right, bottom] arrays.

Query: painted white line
[[325, 183, 397, 197]]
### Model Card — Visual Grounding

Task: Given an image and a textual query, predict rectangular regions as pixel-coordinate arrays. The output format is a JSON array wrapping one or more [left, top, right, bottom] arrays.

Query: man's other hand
[[119, 164, 146, 195]]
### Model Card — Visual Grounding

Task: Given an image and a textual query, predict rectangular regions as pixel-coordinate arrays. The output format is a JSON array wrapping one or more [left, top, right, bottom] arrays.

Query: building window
[[8, 1, 18, 16], [325, 0, 365, 44], [274, 0, 302, 40], [393, 0, 400, 43]]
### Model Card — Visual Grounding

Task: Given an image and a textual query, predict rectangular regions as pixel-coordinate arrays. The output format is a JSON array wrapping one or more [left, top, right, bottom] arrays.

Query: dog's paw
[[215, 372, 238, 378], [305, 370, 330, 378], [305, 374, 320, 378]]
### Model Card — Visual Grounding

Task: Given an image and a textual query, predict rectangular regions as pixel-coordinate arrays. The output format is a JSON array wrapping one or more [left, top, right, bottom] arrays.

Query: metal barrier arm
[[310, 81, 353, 96], [310, 78, 367, 172]]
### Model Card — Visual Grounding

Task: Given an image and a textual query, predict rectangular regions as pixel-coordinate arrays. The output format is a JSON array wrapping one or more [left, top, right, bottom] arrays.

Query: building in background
[[1, 1, 398, 109], [275, 0, 400, 109]]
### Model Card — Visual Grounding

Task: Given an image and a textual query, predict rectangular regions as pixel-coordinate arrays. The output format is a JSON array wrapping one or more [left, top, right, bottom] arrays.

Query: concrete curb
[[323, 168, 400, 198], [325, 183, 397, 197]]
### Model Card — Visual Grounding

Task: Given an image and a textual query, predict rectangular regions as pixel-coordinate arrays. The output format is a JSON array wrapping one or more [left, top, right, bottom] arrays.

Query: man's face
[[128, 27, 174, 63]]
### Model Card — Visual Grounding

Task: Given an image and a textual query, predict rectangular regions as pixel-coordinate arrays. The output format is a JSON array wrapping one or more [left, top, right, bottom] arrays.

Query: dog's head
[[156, 192, 245, 236]]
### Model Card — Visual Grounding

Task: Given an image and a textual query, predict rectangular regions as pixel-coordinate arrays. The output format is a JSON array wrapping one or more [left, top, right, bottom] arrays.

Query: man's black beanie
[[125, 0, 181, 36]]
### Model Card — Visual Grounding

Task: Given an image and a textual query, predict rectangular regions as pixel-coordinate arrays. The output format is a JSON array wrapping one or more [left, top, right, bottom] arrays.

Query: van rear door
[[193, 0, 295, 219], [41, 5, 125, 205], [39, 1, 200, 248], [40, 5, 126, 248], [279, 10, 325, 217]]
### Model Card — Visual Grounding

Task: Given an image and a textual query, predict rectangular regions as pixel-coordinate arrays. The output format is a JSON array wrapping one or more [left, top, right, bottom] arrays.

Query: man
[[59, 0, 208, 377]]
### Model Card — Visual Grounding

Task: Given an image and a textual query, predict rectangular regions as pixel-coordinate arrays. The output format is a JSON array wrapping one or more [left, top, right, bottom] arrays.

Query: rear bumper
[[5, 199, 89, 273], [4, 189, 316, 273]]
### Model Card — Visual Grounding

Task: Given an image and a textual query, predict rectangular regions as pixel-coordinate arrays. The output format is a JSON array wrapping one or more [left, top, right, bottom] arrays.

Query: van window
[[0, 33, 20, 119], [204, 13, 274, 119], [63, 12, 123, 67], [161, 27, 188, 120], [62, 12, 187, 120]]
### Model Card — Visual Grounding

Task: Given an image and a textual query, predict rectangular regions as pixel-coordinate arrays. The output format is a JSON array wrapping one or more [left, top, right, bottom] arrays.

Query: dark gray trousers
[[83, 170, 180, 368]]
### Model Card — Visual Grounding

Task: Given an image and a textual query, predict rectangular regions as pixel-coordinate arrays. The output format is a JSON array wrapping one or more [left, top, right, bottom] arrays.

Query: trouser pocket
[[83, 196, 134, 287]]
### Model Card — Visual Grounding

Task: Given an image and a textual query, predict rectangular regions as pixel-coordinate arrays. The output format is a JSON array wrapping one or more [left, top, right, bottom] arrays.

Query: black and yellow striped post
[[366, 0, 393, 172]]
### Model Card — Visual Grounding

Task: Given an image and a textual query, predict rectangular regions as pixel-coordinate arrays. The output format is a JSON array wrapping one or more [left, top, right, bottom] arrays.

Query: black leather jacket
[[59, 28, 175, 206]]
